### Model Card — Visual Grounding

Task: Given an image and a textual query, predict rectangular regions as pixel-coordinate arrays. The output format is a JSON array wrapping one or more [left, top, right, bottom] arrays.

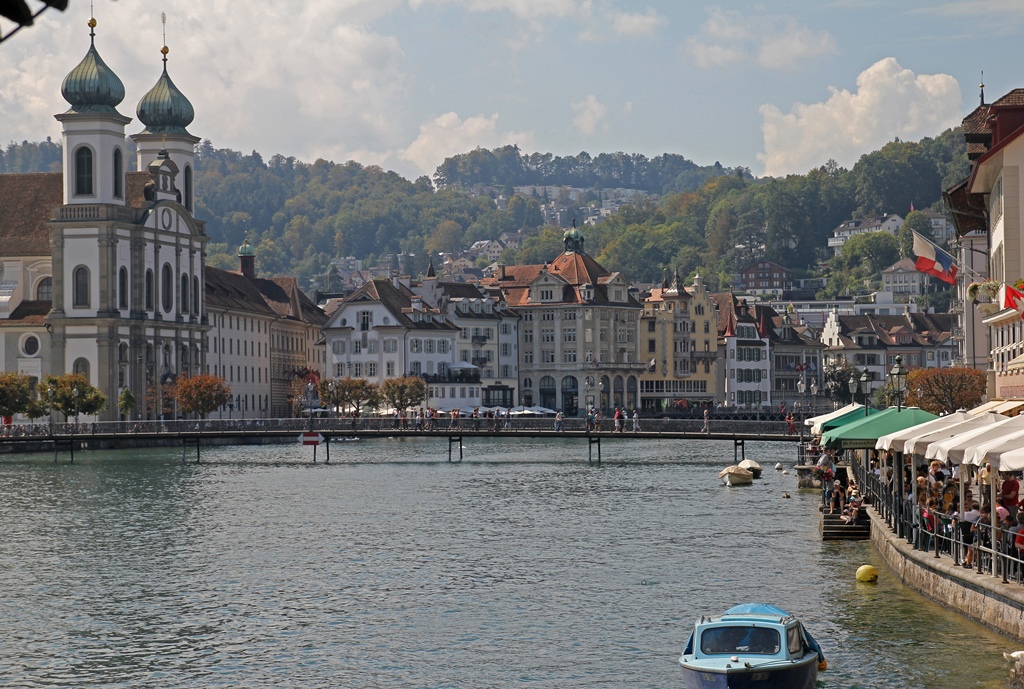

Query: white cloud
[[408, 0, 590, 21], [571, 94, 607, 137], [611, 9, 666, 36], [686, 8, 835, 70], [758, 58, 962, 177], [396, 112, 534, 176]]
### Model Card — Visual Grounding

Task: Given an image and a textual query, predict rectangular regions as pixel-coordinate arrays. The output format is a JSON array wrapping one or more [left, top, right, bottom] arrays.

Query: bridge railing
[[0, 416, 805, 437]]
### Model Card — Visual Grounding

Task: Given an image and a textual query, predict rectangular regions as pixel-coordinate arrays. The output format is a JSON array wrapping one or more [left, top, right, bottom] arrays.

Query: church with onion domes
[[0, 15, 326, 422]]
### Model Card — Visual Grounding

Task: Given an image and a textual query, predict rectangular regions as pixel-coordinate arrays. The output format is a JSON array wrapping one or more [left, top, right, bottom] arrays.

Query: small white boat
[[738, 459, 762, 479], [719, 465, 754, 486]]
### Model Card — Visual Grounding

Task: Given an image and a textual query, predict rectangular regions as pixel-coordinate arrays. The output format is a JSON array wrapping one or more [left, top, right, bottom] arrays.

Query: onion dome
[[136, 46, 195, 135], [238, 241, 256, 257], [60, 18, 126, 114]]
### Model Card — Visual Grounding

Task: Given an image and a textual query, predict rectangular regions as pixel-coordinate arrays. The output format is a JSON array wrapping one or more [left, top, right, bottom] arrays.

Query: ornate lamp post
[[797, 377, 806, 424], [859, 369, 870, 416], [888, 354, 909, 412], [810, 378, 818, 413], [584, 376, 593, 414]]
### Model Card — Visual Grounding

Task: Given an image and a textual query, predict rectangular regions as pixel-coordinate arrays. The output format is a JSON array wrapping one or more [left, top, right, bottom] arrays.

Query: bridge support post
[[196, 437, 201, 464], [588, 435, 601, 464], [325, 435, 330, 464], [449, 435, 463, 462], [734, 439, 745, 463]]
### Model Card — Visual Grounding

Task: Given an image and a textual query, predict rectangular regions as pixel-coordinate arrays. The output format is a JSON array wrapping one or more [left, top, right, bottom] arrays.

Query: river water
[[0, 437, 1015, 688]]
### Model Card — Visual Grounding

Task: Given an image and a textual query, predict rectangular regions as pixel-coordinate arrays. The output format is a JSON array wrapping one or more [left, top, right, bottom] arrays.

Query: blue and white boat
[[678, 603, 825, 689]]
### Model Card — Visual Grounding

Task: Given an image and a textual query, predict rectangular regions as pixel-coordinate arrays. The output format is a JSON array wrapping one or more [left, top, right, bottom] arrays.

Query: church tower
[[54, 16, 130, 206], [131, 20, 199, 215]]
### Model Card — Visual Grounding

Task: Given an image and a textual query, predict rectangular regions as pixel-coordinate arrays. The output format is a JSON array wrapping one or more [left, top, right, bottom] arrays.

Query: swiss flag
[[1005, 285, 1024, 319]]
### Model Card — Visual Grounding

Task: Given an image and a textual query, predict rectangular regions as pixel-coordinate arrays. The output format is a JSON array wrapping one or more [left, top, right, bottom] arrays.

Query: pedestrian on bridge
[[632, 409, 640, 433], [702, 408, 710, 434]]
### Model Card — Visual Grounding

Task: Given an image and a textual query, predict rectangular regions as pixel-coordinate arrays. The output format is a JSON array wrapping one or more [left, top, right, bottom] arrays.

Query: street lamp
[[598, 380, 604, 415], [859, 369, 870, 416], [584, 376, 593, 414], [809, 378, 818, 413], [848, 371, 869, 416], [797, 377, 806, 424], [888, 354, 909, 412]]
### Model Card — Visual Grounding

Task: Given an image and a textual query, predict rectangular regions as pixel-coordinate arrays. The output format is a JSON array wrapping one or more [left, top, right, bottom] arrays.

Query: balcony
[[471, 357, 489, 368], [827, 236, 847, 248], [421, 370, 481, 384], [471, 335, 489, 347]]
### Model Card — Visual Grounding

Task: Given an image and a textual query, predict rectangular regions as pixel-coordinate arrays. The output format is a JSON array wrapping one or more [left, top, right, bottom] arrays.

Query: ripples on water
[[0, 438, 1014, 688]]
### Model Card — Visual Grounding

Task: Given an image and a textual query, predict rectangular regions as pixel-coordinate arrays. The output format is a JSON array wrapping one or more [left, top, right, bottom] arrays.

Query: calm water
[[0, 437, 1015, 688]]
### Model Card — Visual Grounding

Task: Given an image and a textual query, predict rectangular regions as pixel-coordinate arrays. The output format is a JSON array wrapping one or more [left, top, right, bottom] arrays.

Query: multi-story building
[[639, 271, 696, 413], [321, 276, 478, 411], [828, 214, 904, 255], [881, 257, 932, 297], [686, 273, 720, 404], [481, 227, 643, 415], [414, 266, 518, 408], [737, 260, 793, 296], [945, 86, 1024, 399], [712, 294, 771, 409], [820, 312, 954, 397], [759, 305, 824, 410]]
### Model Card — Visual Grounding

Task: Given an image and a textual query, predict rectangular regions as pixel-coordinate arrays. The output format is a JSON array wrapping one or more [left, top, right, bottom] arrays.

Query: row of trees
[[310, 376, 427, 417], [821, 360, 986, 413], [0, 372, 233, 422]]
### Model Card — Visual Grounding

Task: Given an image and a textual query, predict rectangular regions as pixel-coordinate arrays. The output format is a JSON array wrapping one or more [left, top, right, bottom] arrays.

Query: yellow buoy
[[856, 564, 878, 582]]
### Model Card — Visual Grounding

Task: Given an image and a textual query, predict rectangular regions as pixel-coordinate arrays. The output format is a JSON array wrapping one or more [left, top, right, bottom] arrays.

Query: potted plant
[[967, 280, 1000, 303]]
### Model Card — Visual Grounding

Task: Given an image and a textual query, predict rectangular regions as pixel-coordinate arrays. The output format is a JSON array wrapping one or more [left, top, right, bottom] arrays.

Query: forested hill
[[433, 145, 736, 194], [0, 130, 968, 291]]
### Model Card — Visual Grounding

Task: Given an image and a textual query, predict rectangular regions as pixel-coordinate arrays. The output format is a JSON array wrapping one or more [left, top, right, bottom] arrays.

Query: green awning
[[822, 407, 939, 450], [818, 406, 882, 434]]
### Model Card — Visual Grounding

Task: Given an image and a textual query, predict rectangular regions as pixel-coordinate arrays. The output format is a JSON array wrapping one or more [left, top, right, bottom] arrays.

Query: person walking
[[613, 407, 623, 433], [702, 408, 710, 434], [632, 409, 640, 433]]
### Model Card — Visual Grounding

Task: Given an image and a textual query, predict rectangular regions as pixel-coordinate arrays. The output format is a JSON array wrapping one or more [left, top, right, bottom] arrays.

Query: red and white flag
[[1005, 285, 1024, 318]]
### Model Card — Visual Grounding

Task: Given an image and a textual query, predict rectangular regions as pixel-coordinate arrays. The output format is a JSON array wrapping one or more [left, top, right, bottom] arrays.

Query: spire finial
[[88, 2, 96, 44], [161, 13, 169, 67], [980, 70, 986, 106]]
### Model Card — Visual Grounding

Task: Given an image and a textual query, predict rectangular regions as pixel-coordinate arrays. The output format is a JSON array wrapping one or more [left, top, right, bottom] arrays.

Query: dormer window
[[540, 289, 553, 301]]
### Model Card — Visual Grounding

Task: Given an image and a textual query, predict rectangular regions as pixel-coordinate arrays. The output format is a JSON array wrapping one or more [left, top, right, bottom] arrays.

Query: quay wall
[[868, 507, 1024, 642], [0, 434, 298, 454]]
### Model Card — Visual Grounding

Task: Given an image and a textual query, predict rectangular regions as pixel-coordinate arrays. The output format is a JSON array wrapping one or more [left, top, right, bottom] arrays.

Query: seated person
[[842, 493, 864, 524]]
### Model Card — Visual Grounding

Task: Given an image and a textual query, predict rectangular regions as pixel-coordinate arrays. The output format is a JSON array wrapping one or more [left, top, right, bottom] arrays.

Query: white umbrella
[[988, 446, 1024, 472], [927, 416, 1024, 463], [528, 406, 558, 415], [903, 413, 1006, 456], [449, 362, 478, 370], [875, 411, 972, 453], [805, 403, 863, 431], [965, 427, 1024, 467]]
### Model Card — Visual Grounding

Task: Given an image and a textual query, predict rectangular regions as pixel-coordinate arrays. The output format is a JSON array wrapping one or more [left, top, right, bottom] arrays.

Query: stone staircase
[[820, 510, 871, 541]]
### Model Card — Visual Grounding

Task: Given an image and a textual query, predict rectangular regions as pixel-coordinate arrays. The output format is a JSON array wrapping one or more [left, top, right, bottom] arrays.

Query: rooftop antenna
[[980, 70, 986, 106]]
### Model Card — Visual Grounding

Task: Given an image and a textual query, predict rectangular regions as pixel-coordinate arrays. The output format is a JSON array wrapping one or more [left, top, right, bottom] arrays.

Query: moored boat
[[679, 603, 825, 689], [737, 459, 762, 478], [718, 465, 754, 486]]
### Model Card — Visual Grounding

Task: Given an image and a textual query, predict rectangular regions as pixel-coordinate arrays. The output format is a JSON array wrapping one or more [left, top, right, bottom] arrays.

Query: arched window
[[72, 265, 90, 307], [184, 166, 193, 212], [118, 267, 128, 310], [113, 148, 123, 198], [74, 147, 93, 196], [36, 277, 52, 301], [72, 357, 89, 379], [161, 264, 173, 313], [145, 269, 154, 310], [180, 274, 190, 314], [193, 276, 200, 315]]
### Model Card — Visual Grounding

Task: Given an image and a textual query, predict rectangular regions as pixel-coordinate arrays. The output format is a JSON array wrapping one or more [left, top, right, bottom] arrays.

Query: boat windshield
[[700, 626, 781, 655]]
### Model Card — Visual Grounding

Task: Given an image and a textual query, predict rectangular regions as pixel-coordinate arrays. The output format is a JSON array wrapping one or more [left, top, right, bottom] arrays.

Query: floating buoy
[[775, 462, 783, 470], [782, 470, 789, 475], [818, 660, 828, 671], [782, 492, 791, 499], [856, 564, 878, 582]]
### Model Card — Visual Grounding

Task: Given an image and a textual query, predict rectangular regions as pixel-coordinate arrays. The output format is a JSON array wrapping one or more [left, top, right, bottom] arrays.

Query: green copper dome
[[238, 241, 256, 257], [136, 47, 195, 135], [60, 20, 126, 115]]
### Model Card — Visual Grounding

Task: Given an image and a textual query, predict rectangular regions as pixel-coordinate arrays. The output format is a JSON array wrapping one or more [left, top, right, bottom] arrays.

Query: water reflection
[[0, 439, 1015, 687]]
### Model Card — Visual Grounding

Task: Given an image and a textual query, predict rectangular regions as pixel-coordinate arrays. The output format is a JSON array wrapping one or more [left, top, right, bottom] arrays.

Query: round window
[[23, 335, 39, 356]]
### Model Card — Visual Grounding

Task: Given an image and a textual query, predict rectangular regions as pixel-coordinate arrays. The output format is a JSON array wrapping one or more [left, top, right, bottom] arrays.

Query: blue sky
[[1, 1, 1019, 181]]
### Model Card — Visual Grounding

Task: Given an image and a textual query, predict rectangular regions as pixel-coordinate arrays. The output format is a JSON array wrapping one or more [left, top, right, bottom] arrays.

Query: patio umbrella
[[805, 403, 863, 432], [964, 427, 1024, 467], [926, 416, 1024, 464], [902, 412, 1006, 457], [875, 411, 973, 453], [822, 408, 937, 450]]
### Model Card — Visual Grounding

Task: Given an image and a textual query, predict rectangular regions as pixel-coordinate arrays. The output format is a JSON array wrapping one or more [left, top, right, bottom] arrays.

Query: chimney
[[499, 263, 506, 280], [411, 295, 423, 312], [392, 269, 400, 289]]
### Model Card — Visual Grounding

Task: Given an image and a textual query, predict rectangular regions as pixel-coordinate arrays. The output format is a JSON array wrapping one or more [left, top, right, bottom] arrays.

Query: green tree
[[0, 371, 33, 420], [117, 388, 137, 420], [837, 231, 900, 274], [822, 359, 858, 404], [378, 376, 427, 413], [897, 210, 936, 258], [39, 374, 106, 420], [907, 368, 986, 414]]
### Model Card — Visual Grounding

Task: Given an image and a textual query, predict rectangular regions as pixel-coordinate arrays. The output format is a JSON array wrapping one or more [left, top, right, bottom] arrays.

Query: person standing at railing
[[632, 409, 640, 433], [1000, 471, 1020, 522], [701, 408, 710, 434]]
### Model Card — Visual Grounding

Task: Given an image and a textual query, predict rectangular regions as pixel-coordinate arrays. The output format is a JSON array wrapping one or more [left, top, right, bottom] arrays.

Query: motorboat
[[719, 465, 753, 486], [737, 459, 762, 479], [679, 603, 825, 689]]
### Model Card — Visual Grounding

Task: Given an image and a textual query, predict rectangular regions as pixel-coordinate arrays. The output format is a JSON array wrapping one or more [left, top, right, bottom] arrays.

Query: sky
[[1, 1, 1021, 181]]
